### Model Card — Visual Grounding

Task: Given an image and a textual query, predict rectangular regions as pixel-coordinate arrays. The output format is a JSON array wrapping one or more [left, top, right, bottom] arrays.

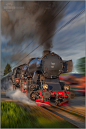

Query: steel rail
[[41, 106, 79, 128], [51, 104, 85, 118]]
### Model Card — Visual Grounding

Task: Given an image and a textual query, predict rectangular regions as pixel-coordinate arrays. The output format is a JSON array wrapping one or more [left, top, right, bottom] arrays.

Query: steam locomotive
[[1, 50, 75, 106]]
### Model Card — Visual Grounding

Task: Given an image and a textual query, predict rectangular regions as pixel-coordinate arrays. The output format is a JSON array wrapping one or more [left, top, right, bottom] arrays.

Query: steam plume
[[1, 1, 66, 50]]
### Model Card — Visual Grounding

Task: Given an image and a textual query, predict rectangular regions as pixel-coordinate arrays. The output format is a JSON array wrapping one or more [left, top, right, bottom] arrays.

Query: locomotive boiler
[[28, 50, 73, 83]]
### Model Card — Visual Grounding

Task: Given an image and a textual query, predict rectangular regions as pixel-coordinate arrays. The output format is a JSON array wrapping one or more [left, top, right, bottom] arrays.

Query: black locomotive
[[1, 50, 75, 106]]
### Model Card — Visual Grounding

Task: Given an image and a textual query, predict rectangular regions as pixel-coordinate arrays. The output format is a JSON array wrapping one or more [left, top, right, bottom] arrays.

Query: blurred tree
[[76, 57, 85, 75], [4, 64, 12, 75]]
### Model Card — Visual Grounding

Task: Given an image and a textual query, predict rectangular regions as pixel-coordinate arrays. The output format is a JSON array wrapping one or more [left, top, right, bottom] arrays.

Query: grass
[[1, 102, 76, 128]]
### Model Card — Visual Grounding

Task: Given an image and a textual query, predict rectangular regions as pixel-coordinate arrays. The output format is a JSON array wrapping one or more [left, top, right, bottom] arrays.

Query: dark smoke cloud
[[35, 2, 66, 50], [1, 1, 66, 51], [3, 51, 31, 65], [11, 52, 31, 64]]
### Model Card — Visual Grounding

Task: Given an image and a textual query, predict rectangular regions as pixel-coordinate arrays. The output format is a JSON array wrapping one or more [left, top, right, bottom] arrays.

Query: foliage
[[1, 102, 76, 128], [76, 57, 85, 75], [4, 63, 12, 75]]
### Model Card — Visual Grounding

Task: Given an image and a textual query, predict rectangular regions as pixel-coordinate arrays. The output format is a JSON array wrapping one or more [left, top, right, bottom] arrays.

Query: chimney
[[43, 50, 51, 56]]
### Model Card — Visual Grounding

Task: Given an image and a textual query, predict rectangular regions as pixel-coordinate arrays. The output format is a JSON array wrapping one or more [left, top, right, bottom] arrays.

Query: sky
[[1, 1, 85, 75]]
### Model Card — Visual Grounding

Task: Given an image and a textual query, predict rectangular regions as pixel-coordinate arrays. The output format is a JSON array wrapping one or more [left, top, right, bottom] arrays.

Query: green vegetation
[[76, 57, 85, 75], [1, 102, 76, 128], [4, 63, 12, 76]]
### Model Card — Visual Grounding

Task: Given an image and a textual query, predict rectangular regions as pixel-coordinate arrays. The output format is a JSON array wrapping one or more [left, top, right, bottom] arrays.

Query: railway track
[[8, 99, 83, 128], [30, 105, 79, 128], [41, 105, 85, 128], [51, 104, 85, 118], [1, 99, 85, 128]]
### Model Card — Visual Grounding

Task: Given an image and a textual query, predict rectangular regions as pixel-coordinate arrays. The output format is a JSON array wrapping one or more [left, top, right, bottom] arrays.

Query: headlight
[[64, 85, 70, 90], [43, 84, 48, 90]]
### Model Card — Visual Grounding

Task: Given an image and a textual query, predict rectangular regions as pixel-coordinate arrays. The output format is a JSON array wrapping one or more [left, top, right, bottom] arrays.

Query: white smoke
[[6, 89, 36, 105], [1, 80, 36, 105], [1, 79, 13, 91]]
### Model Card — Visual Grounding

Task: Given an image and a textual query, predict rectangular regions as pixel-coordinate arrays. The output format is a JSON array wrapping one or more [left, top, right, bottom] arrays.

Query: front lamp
[[64, 85, 70, 91], [43, 84, 48, 90]]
